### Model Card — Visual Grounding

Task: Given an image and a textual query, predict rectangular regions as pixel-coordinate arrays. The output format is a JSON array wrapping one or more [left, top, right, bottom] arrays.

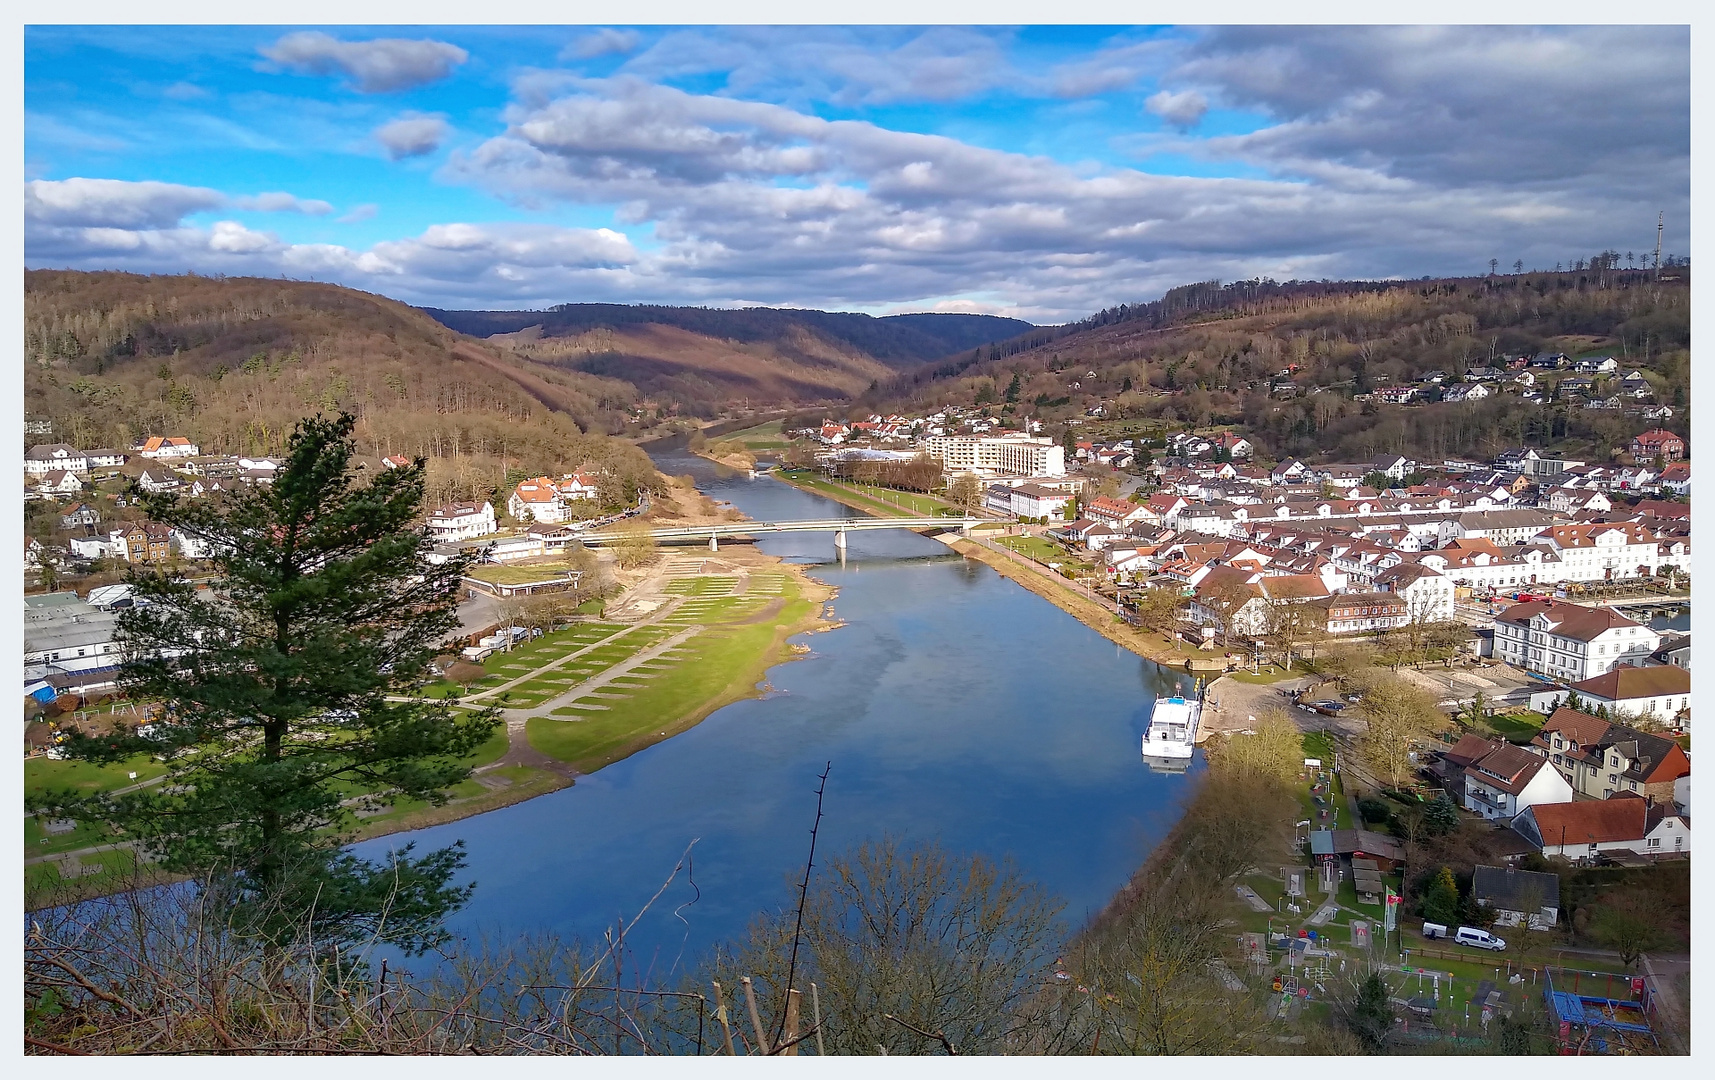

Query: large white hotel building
[[924, 434, 1066, 478]]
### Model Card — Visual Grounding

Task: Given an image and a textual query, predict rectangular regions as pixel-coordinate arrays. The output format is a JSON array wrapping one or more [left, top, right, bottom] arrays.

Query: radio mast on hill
[[1654, 211, 1664, 278]]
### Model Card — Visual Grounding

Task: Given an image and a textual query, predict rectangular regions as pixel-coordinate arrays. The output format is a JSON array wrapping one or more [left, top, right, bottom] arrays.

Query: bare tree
[[1353, 672, 1445, 790]]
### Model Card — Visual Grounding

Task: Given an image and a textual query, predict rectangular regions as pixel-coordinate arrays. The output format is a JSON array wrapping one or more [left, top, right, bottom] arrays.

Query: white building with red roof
[[508, 477, 569, 524]]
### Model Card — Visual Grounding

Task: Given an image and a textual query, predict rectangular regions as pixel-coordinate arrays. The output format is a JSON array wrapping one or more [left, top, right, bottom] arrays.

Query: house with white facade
[[558, 471, 601, 501], [137, 436, 200, 459], [1373, 562, 1454, 622], [1529, 666, 1692, 730], [1457, 738, 1575, 821], [507, 477, 569, 524], [1009, 483, 1074, 519], [136, 467, 183, 493], [1471, 865, 1560, 930], [1512, 798, 1689, 860], [427, 501, 498, 542], [25, 444, 89, 476], [1528, 523, 1658, 581], [38, 470, 84, 496], [1492, 600, 1659, 681], [1436, 509, 1559, 546]]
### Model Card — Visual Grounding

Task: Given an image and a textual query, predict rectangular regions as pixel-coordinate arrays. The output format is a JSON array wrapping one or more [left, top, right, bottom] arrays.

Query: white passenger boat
[[1141, 691, 1202, 769]]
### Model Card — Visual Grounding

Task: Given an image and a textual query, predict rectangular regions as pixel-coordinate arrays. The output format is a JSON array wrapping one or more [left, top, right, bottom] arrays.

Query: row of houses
[[1433, 706, 1691, 858]]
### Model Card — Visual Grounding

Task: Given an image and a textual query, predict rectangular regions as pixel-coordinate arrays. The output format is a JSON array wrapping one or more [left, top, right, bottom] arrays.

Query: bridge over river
[[579, 515, 984, 551]]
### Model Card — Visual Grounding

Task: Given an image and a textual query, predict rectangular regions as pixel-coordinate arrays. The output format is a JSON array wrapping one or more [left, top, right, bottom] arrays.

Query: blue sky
[[24, 25, 1690, 321]]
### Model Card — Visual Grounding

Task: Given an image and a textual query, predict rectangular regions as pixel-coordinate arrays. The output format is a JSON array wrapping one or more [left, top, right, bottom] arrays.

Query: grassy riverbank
[[525, 570, 829, 773]]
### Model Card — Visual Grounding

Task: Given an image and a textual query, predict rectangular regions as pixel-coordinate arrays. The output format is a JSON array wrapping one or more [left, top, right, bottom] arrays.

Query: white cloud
[[374, 114, 451, 160], [563, 28, 641, 61], [25, 177, 223, 229], [1048, 40, 1171, 98], [25, 189, 641, 309], [25, 29, 1689, 321], [260, 32, 469, 93], [620, 26, 1015, 108], [232, 191, 335, 215], [1144, 89, 1208, 131], [338, 203, 379, 224], [1167, 26, 1688, 191]]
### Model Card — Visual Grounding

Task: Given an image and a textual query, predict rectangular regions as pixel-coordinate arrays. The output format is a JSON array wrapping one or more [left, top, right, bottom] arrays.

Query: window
[[1648, 838, 1661, 848]]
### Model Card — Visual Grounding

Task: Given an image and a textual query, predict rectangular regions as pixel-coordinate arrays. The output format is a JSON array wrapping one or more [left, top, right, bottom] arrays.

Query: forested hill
[[877, 268, 1690, 465], [24, 270, 659, 505], [424, 304, 1034, 368]]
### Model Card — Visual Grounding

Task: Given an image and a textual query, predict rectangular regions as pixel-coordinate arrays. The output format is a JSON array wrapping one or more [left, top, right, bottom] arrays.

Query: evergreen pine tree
[[1422, 866, 1460, 924], [1348, 972, 1394, 1051], [31, 413, 500, 952], [1422, 794, 1460, 837]]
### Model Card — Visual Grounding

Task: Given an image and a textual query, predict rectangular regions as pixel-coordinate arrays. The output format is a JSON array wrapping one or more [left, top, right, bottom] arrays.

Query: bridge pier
[[709, 532, 719, 552], [833, 528, 847, 553]]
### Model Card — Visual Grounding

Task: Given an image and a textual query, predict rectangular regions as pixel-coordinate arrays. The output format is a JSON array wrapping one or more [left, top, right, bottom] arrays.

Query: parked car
[[1454, 926, 1507, 951], [1310, 700, 1347, 715]]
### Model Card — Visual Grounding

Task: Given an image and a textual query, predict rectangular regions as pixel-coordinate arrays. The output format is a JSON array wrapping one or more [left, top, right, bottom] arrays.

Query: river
[[357, 440, 1199, 968]]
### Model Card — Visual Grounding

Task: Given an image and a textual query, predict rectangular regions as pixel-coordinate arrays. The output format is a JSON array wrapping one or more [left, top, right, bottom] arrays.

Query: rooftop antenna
[[1654, 211, 1664, 278]]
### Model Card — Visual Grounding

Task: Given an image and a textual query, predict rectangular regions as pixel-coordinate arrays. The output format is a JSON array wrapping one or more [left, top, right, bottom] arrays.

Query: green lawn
[[774, 472, 934, 519], [527, 579, 810, 773], [466, 563, 583, 586], [992, 535, 1072, 564], [1484, 710, 1546, 743], [838, 482, 959, 517], [1226, 666, 1298, 685], [1302, 731, 1337, 761], [720, 419, 784, 445], [25, 755, 169, 800], [26, 814, 116, 857]]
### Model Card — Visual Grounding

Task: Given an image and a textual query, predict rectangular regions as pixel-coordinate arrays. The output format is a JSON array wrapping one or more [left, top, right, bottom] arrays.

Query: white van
[[1454, 926, 1507, 951]]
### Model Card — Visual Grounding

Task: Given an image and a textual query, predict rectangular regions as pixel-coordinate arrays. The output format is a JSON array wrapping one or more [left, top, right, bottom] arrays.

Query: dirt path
[[1200, 675, 1316, 740]]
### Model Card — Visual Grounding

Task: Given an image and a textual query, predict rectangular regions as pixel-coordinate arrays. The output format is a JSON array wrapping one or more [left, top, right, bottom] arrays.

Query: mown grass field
[[993, 534, 1073, 564], [526, 577, 815, 774], [24, 754, 169, 800]]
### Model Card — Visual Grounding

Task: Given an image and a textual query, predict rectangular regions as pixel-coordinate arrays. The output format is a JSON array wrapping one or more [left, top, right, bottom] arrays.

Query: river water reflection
[[358, 440, 1200, 965]]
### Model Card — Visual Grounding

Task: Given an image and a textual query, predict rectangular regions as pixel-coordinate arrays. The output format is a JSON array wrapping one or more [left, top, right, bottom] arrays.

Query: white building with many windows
[[427, 501, 498, 542], [1528, 523, 1658, 581], [923, 434, 1065, 478], [1492, 600, 1659, 682], [24, 444, 89, 476]]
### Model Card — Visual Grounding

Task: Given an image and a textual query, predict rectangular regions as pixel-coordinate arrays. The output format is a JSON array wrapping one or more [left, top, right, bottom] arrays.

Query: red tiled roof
[[1493, 601, 1645, 642], [1567, 665, 1690, 701], [1526, 799, 1648, 845], [1534, 707, 1610, 751], [1467, 742, 1550, 794], [1444, 733, 1499, 769]]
